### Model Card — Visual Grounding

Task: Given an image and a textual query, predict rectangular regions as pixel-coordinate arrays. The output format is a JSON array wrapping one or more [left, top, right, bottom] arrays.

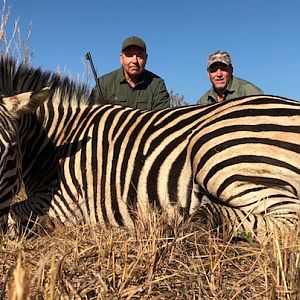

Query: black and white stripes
[[1, 56, 300, 239], [0, 87, 49, 217]]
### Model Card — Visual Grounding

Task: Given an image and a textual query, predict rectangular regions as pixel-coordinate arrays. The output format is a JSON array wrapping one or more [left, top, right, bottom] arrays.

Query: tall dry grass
[[0, 0, 32, 62], [1, 211, 300, 299]]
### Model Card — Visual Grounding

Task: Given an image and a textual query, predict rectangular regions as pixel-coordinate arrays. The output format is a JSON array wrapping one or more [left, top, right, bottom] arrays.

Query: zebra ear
[[2, 87, 50, 118]]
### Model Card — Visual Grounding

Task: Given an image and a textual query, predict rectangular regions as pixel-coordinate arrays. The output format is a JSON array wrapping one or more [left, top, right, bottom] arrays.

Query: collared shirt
[[197, 76, 263, 105], [88, 67, 170, 110]]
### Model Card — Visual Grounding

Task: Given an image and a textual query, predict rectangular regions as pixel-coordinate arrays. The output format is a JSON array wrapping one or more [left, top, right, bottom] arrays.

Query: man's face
[[120, 46, 147, 78], [208, 62, 233, 91]]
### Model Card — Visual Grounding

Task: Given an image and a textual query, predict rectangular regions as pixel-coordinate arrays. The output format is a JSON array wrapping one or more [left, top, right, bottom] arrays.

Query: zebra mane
[[0, 55, 90, 104]]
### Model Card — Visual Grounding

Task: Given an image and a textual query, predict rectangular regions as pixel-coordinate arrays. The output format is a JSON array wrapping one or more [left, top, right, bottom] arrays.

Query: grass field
[[1, 190, 300, 299]]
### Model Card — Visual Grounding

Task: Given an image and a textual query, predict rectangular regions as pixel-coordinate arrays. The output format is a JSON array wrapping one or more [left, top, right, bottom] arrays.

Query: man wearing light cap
[[89, 36, 170, 110], [197, 50, 263, 105]]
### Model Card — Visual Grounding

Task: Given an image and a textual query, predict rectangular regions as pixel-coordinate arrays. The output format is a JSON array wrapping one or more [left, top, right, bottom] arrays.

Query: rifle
[[85, 51, 104, 100]]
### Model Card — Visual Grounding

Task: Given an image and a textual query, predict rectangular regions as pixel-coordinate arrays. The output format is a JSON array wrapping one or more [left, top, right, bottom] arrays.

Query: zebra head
[[0, 88, 50, 215]]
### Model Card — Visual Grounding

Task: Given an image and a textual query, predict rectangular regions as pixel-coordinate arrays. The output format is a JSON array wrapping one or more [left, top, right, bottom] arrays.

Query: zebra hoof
[[36, 215, 56, 236], [7, 213, 56, 239]]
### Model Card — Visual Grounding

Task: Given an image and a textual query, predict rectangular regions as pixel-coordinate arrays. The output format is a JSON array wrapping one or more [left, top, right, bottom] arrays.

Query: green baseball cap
[[121, 36, 147, 52]]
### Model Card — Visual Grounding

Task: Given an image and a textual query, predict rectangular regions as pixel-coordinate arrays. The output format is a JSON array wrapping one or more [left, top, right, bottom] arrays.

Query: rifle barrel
[[85, 52, 103, 100]]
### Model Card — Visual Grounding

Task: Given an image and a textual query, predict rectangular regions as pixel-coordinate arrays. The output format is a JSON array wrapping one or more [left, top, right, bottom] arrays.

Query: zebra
[[1, 55, 300, 241], [0, 87, 49, 230]]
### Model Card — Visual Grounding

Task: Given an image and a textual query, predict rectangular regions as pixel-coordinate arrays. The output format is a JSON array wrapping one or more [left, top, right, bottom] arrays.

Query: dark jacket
[[89, 67, 170, 110]]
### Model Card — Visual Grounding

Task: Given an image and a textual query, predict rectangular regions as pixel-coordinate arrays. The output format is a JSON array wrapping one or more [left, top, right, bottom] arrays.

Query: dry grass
[[1, 189, 300, 299], [0, 0, 32, 62]]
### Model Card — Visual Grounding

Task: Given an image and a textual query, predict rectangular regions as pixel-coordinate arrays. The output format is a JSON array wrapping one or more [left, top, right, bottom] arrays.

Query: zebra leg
[[7, 198, 55, 237], [0, 207, 10, 234], [191, 201, 298, 243]]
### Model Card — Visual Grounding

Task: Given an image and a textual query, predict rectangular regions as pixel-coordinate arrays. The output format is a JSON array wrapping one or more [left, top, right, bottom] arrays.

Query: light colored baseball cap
[[207, 50, 232, 68]]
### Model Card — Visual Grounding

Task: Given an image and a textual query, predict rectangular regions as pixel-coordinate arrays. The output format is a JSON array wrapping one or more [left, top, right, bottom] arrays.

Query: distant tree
[[169, 90, 188, 107]]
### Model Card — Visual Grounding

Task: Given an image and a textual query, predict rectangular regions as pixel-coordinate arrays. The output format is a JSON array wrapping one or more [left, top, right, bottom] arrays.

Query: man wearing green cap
[[197, 50, 263, 105], [88, 36, 170, 110]]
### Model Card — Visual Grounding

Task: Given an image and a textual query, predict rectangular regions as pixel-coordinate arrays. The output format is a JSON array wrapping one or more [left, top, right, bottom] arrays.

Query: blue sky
[[6, 1, 300, 104]]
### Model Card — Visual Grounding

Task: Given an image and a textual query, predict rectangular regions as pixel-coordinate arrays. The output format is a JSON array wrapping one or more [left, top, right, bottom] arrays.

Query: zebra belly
[[46, 162, 194, 228]]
